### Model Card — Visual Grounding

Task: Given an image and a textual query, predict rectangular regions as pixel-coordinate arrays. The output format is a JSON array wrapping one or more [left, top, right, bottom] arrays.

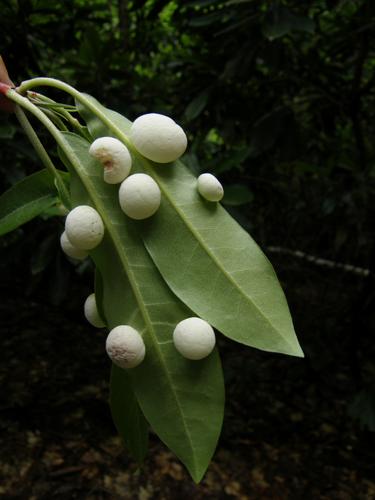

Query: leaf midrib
[[87, 115, 297, 352], [64, 137, 199, 475]]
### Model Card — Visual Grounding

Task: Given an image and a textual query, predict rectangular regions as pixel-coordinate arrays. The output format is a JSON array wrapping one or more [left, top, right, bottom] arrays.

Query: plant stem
[[7, 92, 71, 209], [28, 91, 84, 135], [15, 105, 61, 176], [39, 107, 69, 131], [18, 78, 132, 148]]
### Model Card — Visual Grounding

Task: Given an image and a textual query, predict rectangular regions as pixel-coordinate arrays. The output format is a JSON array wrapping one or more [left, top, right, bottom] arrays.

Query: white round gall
[[173, 317, 216, 360], [84, 293, 105, 328], [65, 205, 104, 250], [130, 113, 187, 163], [197, 173, 224, 202], [118, 173, 161, 220], [60, 231, 88, 261], [89, 136, 132, 184], [106, 325, 146, 369]]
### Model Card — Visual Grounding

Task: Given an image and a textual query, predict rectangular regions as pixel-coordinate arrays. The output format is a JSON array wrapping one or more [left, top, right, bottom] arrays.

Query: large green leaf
[[0, 169, 58, 236], [77, 96, 303, 357], [60, 132, 225, 482]]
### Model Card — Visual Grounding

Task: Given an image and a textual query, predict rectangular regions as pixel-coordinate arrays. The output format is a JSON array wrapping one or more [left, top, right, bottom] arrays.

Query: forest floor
[[0, 255, 375, 499]]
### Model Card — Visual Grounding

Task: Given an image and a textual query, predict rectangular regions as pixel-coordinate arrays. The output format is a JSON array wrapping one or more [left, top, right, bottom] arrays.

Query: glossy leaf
[[61, 132, 225, 482], [0, 169, 58, 236], [77, 97, 303, 358]]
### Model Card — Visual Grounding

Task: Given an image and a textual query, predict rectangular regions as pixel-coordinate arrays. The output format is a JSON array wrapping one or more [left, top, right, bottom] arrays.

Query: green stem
[[15, 106, 59, 175], [40, 107, 69, 131], [18, 77, 133, 148], [9, 93, 71, 209], [29, 91, 84, 134]]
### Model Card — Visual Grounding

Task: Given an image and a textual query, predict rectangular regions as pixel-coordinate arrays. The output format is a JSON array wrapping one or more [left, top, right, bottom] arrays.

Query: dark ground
[[1, 250, 375, 499]]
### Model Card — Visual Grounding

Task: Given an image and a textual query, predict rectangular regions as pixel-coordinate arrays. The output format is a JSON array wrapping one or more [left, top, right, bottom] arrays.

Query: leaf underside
[[78, 95, 303, 358], [60, 131, 225, 482]]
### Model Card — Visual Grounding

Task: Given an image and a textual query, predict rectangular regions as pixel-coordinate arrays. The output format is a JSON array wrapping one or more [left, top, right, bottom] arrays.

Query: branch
[[266, 246, 371, 278]]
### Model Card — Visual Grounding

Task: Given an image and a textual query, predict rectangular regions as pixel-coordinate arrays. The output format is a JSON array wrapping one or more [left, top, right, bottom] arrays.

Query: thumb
[[0, 56, 15, 113]]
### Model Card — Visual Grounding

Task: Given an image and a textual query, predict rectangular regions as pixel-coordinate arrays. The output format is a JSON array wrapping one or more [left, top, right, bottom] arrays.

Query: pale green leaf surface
[[77, 97, 303, 357], [62, 132, 225, 482], [141, 165, 303, 357], [78, 94, 132, 136], [0, 169, 57, 236]]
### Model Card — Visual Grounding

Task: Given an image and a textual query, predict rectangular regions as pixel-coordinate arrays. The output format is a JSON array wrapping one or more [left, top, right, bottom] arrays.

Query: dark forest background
[[0, 1, 375, 498]]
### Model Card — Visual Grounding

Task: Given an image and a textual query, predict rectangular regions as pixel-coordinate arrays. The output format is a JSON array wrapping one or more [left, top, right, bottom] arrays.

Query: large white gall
[[84, 293, 105, 328], [65, 205, 104, 250], [118, 173, 161, 220], [197, 173, 224, 202], [106, 325, 146, 369], [89, 137, 132, 184], [60, 231, 88, 261], [130, 113, 187, 163], [173, 317, 216, 360]]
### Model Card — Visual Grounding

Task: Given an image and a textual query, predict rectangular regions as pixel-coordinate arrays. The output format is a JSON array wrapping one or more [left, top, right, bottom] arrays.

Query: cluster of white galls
[[60, 113, 222, 368]]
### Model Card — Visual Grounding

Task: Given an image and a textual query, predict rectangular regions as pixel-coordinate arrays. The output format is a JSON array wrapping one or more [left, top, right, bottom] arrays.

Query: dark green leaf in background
[[262, 4, 315, 40], [0, 169, 59, 236], [184, 89, 210, 122]]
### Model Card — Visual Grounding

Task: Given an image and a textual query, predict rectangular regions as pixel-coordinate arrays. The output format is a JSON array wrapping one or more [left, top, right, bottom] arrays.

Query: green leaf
[[78, 94, 132, 138], [94, 250, 148, 463], [141, 165, 303, 357], [262, 4, 315, 40], [94, 267, 107, 325], [110, 366, 149, 463], [0, 169, 58, 236], [60, 131, 225, 482], [184, 89, 210, 121], [0, 123, 17, 139], [77, 97, 303, 358]]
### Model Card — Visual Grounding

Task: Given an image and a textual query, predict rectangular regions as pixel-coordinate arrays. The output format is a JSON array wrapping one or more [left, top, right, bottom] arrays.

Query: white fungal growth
[[197, 173, 224, 202], [106, 325, 146, 369], [173, 317, 216, 360], [130, 113, 187, 163], [84, 293, 105, 328], [118, 173, 161, 220], [89, 137, 132, 184], [60, 231, 88, 261], [65, 205, 104, 250]]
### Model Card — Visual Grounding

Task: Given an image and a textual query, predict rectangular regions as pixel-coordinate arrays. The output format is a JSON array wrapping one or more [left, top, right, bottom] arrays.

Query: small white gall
[[89, 137, 132, 184], [197, 173, 224, 202], [60, 231, 88, 261], [84, 293, 105, 328], [65, 205, 104, 250], [130, 113, 187, 163], [118, 173, 161, 220], [106, 325, 146, 369], [173, 317, 216, 360]]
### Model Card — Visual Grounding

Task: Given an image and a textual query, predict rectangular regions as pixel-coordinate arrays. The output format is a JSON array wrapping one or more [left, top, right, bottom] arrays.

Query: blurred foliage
[[0, 0, 375, 427], [1, 0, 374, 257]]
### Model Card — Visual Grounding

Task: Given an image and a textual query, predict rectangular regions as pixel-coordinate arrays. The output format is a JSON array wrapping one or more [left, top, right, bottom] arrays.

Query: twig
[[266, 246, 371, 277]]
